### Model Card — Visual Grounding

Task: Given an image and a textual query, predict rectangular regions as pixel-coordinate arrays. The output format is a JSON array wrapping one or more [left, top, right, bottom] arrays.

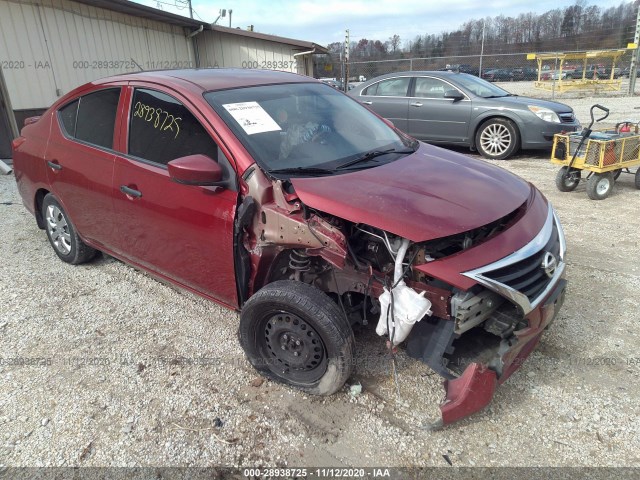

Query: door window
[[413, 77, 456, 99], [363, 77, 410, 97], [129, 89, 218, 166], [57, 88, 120, 149]]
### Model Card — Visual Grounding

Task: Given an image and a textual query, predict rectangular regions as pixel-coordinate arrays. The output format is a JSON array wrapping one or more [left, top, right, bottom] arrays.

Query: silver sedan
[[348, 71, 580, 159]]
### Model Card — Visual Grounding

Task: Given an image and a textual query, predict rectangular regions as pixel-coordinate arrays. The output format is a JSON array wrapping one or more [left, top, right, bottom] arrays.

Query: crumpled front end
[[406, 199, 567, 426]]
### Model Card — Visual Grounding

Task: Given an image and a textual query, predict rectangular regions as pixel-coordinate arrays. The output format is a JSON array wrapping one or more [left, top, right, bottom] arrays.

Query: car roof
[[93, 68, 314, 93]]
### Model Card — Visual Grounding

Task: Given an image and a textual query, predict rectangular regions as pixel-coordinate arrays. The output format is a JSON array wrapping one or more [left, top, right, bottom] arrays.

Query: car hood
[[291, 142, 532, 242], [486, 95, 573, 113]]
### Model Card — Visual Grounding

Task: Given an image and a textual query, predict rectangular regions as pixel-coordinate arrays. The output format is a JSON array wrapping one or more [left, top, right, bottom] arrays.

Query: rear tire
[[239, 280, 355, 396], [635, 169, 640, 189], [555, 167, 581, 192], [475, 118, 520, 160], [586, 172, 614, 200], [42, 194, 97, 264]]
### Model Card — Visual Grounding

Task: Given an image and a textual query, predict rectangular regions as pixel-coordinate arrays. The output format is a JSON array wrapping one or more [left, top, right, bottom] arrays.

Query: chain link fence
[[336, 51, 640, 99]]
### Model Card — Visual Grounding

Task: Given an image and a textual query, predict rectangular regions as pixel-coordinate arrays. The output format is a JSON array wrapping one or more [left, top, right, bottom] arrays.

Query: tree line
[[319, 0, 637, 70]]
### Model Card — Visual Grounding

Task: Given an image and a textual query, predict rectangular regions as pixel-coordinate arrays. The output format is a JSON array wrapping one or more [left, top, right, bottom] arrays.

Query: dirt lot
[[1, 94, 640, 469]]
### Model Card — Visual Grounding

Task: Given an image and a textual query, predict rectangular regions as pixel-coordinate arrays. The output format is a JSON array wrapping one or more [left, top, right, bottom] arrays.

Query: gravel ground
[[1, 94, 640, 469]]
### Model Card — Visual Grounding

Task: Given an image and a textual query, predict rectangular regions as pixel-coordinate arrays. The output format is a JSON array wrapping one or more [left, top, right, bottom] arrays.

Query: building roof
[[74, 0, 328, 53]]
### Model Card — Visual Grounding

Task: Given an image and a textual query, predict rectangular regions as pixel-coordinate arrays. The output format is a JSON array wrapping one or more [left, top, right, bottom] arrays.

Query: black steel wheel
[[42, 193, 97, 264], [555, 166, 581, 192], [239, 280, 354, 395], [586, 172, 615, 200]]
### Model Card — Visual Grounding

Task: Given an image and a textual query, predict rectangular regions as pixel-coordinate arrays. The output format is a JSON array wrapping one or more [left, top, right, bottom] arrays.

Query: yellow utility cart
[[551, 105, 640, 200]]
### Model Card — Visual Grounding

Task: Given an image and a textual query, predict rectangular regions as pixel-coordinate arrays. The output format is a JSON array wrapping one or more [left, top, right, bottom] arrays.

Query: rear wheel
[[475, 118, 520, 160], [555, 167, 581, 192], [42, 194, 97, 264], [586, 172, 614, 200], [635, 169, 640, 189], [239, 280, 354, 395]]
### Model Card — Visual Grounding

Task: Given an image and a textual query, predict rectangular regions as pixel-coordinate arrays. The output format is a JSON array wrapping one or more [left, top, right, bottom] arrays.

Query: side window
[[129, 88, 218, 166], [58, 99, 79, 136], [75, 89, 121, 148], [364, 78, 410, 97], [413, 78, 455, 99]]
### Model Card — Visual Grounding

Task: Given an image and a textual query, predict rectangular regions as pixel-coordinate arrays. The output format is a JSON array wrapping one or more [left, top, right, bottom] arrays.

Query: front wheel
[[42, 194, 97, 264], [475, 118, 520, 160], [555, 167, 581, 192], [586, 172, 614, 200], [239, 280, 355, 396]]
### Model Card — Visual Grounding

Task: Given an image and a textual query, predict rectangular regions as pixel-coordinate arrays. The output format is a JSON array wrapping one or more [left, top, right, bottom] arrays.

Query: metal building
[[0, 0, 327, 158]]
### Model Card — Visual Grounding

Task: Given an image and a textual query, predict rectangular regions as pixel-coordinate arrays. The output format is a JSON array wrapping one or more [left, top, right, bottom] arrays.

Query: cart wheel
[[613, 169, 622, 180], [586, 172, 614, 200], [635, 169, 640, 189], [555, 167, 581, 192]]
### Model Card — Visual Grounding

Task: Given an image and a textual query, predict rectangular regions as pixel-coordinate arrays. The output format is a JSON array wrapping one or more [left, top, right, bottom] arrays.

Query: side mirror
[[168, 154, 223, 186], [444, 90, 464, 101]]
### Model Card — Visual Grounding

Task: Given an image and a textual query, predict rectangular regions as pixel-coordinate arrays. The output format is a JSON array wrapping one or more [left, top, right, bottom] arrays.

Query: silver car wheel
[[480, 123, 512, 157], [46, 204, 72, 255]]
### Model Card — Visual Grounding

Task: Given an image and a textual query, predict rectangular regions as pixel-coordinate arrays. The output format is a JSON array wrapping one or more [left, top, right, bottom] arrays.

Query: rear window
[[57, 88, 120, 149], [58, 100, 79, 136]]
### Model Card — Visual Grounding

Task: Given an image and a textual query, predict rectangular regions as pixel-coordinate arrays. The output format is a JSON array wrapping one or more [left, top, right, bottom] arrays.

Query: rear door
[[406, 76, 472, 143], [355, 77, 411, 131], [111, 85, 239, 306], [45, 87, 122, 248]]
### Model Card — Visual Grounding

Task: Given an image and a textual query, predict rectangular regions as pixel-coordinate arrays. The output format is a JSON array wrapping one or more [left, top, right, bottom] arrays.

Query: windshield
[[205, 83, 415, 176], [454, 74, 511, 98]]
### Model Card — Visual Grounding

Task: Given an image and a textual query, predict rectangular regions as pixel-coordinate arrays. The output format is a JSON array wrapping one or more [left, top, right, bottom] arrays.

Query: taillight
[[12, 137, 26, 151]]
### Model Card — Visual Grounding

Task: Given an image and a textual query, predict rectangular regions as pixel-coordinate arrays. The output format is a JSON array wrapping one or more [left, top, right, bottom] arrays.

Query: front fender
[[470, 110, 526, 148]]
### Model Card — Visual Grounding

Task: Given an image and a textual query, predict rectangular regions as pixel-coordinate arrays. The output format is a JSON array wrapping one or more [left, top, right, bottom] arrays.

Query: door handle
[[361, 101, 373, 105], [120, 185, 142, 198], [47, 160, 62, 171], [410, 102, 423, 107]]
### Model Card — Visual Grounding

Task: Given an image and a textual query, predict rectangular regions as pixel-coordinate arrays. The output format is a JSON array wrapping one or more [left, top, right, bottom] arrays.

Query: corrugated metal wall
[[197, 30, 305, 75], [0, 0, 193, 110]]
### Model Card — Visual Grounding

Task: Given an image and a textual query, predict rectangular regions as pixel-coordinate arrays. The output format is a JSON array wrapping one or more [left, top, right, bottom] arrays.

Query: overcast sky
[[134, 0, 631, 46]]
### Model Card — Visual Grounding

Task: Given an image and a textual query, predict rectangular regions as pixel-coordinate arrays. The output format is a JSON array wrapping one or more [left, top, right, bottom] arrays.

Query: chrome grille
[[482, 222, 560, 303], [462, 204, 566, 314], [559, 113, 576, 124]]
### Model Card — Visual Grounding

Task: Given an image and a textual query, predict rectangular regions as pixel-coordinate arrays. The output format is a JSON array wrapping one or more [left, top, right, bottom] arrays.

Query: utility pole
[[229, 9, 232, 28], [344, 29, 350, 92], [629, 4, 640, 95], [188, 0, 193, 19], [478, 19, 485, 77]]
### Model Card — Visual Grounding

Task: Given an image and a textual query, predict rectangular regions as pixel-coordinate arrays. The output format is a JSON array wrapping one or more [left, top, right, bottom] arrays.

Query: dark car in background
[[482, 68, 514, 82], [438, 64, 479, 76], [348, 71, 580, 159], [12, 69, 568, 426], [512, 67, 538, 81]]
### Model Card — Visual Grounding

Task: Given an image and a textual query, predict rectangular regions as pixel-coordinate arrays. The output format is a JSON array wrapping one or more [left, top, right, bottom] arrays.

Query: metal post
[[629, 5, 640, 95], [479, 19, 485, 77], [344, 29, 350, 92], [188, 0, 193, 19], [229, 9, 232, 28]]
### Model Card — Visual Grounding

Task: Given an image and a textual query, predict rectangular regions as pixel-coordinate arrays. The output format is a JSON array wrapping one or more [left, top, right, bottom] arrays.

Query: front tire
[[586, 172, 614, 200], [475, 118, 520, 160], [239, 280, 355, 395], [555, 167, 581, 192], [42, 193, 97, 264]]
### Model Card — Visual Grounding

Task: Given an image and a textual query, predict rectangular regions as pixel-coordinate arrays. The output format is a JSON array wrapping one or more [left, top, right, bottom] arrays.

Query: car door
[[45, 87, 122, 249], [111, 85, 239, 307], [355, 77, 411, 131], [406, 76, 472, 143]]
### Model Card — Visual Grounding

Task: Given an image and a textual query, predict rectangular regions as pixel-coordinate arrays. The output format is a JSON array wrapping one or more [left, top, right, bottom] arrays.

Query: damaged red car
[[12, 69, 567, 426]]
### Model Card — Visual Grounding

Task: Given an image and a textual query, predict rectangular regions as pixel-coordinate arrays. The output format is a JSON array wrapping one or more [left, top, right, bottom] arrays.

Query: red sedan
[[12, 69, 567, 426]]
